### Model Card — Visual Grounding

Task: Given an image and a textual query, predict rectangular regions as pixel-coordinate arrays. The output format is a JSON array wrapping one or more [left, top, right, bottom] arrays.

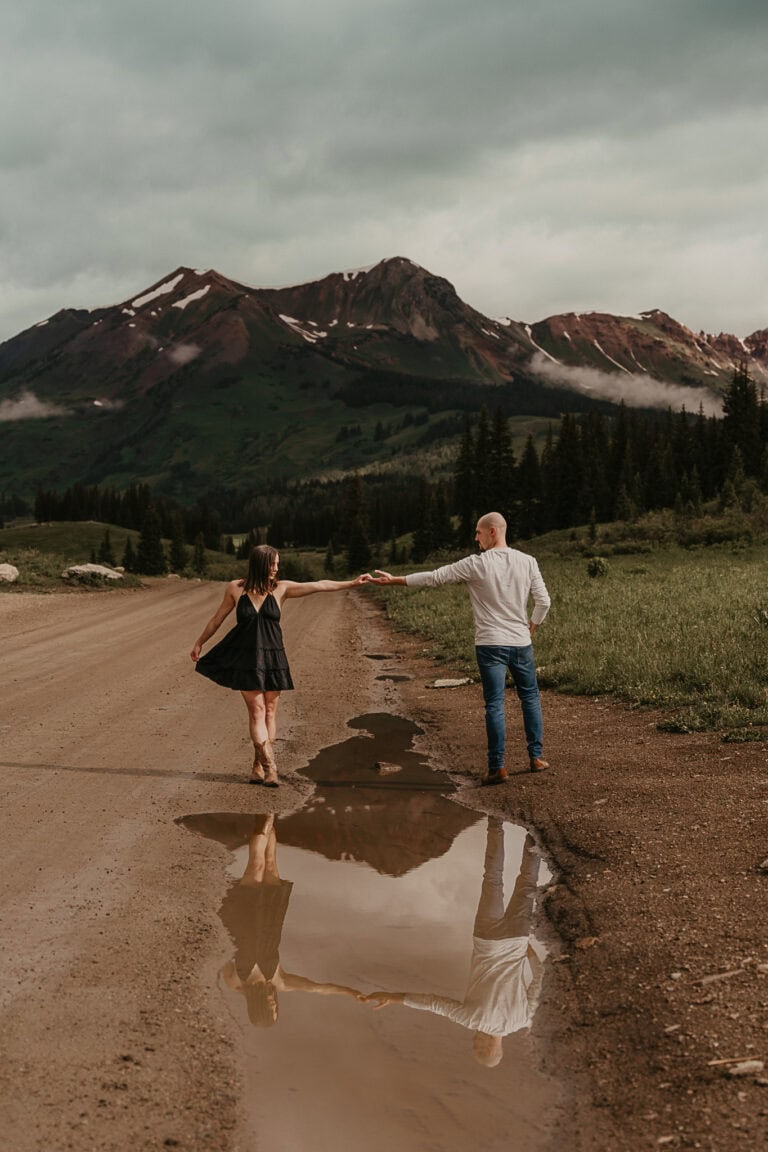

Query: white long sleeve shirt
[[403, 936, 532, 1036], [404, 548, 550, 647]]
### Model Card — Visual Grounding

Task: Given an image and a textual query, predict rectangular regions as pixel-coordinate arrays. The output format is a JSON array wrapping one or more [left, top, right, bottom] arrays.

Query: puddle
[[178, 714, 557, 1151], [375, 673, 413, 682], [363, 653, 394, 660]]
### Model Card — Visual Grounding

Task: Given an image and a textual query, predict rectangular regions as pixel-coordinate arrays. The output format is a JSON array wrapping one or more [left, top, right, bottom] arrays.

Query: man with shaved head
[[372, 512, 551, 784]]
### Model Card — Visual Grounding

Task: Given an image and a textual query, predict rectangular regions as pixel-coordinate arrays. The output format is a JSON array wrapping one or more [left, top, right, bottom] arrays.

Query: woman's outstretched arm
[[190, 581, 239, 660], [278, 573, 370, 600]]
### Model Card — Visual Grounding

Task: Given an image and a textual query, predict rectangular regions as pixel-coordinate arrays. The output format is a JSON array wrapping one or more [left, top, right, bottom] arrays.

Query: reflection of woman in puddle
[[219, 814, 364, 1025], [364, 820, 543, 1066]]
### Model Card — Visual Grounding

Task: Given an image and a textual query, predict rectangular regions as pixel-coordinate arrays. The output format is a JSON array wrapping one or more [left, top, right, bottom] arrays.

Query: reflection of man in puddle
[[364, 820, 543, 1065], [219, 814, 364, 1025]]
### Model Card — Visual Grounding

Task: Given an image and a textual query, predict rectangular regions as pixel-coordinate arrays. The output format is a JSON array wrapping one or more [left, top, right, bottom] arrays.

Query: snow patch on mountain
[[279, 315, 327, 343], [524, 325, 561, 364], [593, 340, 631, 374], [173, 285, 210, 310], [132, 273, 185, 309], [341, 263, 377, 282]]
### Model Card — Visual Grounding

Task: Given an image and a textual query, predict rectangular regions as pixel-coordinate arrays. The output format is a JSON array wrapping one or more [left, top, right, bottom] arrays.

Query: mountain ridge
[[0, 257, 764, 500]]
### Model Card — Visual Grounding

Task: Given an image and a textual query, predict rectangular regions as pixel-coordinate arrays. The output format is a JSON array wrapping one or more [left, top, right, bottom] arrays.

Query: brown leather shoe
[[481, 769, 508, 786], [529, 757, 549, 773]]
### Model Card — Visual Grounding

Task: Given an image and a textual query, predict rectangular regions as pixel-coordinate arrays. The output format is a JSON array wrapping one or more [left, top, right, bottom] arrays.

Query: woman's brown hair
[[244, 544, 279, 594]]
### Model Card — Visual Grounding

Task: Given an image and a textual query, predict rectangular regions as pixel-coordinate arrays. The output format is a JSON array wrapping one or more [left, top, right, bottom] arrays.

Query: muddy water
[[179, 715, 558, 1152]]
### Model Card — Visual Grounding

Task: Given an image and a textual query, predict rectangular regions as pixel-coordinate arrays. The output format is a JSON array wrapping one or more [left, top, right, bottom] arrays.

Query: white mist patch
[[167, 342, 201, 366], [0, 389, 70, 422], [530, 352, 723, 416]]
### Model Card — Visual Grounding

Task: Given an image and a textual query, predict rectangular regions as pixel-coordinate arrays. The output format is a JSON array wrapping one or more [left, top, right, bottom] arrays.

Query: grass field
[[376, 537, 768, 738]]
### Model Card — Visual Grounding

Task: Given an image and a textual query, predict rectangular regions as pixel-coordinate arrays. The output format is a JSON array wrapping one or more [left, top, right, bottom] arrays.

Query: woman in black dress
[[190, 544, 367, 785]]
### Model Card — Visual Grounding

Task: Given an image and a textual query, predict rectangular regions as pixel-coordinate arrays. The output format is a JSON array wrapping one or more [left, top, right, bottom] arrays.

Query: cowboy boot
[[256, 740, 279, 788]]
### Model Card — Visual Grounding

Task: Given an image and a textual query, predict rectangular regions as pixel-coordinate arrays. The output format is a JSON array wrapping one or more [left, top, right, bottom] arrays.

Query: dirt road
[[0, 581, 388, 1152], [2, 581, 767, 1151]]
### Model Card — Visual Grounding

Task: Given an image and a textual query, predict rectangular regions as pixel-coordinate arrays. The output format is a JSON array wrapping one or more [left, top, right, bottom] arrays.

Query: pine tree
[[389, 527, 399, 566], [723, 363, 762, 476], [97, 528, 116, 566], [454, 418, 476, 543], [121, 536, 137, 572], [487, 407, 516, 519], [169, 515, 189, 572], [346, 517, 371, 572], [192, 532, 207, 575], [136, 506, 168, 575], [517, 435, 542, 538], [323, 540, 335, 575], [411, 482, 435, 563], [472, 407, 492, 513]]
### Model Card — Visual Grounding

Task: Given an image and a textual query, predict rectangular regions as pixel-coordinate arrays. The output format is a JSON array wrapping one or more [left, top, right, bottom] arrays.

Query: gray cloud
[[529, 352, 723, 417], [1, 1, 768, 341], [0, 389, 71, 422], [166, 343, 201, 366]]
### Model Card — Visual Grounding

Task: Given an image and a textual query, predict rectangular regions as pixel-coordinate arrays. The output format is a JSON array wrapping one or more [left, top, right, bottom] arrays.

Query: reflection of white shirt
[[405, 549, 550, 646], [403, 936, 532, 1036]]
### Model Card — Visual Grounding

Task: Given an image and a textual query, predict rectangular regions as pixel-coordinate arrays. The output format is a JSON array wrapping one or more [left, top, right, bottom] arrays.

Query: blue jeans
[[476, 645, 543, 770]]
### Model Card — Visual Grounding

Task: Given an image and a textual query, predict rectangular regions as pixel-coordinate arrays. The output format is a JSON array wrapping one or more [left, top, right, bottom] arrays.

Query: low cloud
[[167, 342, 201, 366], [530, 352, 723, 417], [0, 388, 70, 422]]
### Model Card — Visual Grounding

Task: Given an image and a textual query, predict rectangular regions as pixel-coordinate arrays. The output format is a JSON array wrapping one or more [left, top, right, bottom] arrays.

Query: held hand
[[363, 991, 398, 1009], [350, 573, 372, 586], [372, 569, 397, 585]]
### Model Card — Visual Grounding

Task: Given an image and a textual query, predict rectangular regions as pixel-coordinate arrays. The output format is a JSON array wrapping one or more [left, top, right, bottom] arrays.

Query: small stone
[[758, 859, 768, 874], [374, 761, 403, 775], [726, 1060, 765, 1078], [0, 563, 19, 582], [575, 936, 599, 950], [429, 677, 471, 688]]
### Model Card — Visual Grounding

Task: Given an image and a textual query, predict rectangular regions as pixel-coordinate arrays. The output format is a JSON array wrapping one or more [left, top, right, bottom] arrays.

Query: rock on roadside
[[61, 563, 123, 582]]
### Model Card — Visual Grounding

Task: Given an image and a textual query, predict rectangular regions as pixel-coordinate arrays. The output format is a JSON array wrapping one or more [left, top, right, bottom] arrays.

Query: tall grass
[[376, 545, 768, 735]]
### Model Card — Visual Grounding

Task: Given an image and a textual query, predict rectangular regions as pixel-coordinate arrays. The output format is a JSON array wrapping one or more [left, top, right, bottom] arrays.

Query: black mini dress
[[195, 591, 294, 692]]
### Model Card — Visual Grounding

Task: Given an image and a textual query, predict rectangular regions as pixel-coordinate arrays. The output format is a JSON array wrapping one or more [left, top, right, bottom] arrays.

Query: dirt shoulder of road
[[359, 597, 768, 1152]]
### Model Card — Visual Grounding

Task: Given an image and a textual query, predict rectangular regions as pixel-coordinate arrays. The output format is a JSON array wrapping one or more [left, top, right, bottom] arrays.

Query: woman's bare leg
[[241, 691, 269, 780], [264, 692, 280, 744]]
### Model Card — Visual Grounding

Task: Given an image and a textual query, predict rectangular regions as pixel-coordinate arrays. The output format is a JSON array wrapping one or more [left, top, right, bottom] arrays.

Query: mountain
[[528, 308, 768, 388], [0, 257, 765, 500]]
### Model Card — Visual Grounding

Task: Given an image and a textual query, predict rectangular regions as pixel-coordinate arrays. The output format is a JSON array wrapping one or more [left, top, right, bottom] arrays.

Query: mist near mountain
[[529, 352, 723, 417], [0, 388, 71, 422]]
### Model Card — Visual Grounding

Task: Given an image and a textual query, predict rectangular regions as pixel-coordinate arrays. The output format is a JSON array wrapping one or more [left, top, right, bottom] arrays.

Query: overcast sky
[[2, 0, 767, 342]]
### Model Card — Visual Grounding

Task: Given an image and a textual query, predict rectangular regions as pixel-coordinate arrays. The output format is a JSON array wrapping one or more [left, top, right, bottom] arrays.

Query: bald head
[[472, 1032, 504, 1067], [475, 512, 507, 551]]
